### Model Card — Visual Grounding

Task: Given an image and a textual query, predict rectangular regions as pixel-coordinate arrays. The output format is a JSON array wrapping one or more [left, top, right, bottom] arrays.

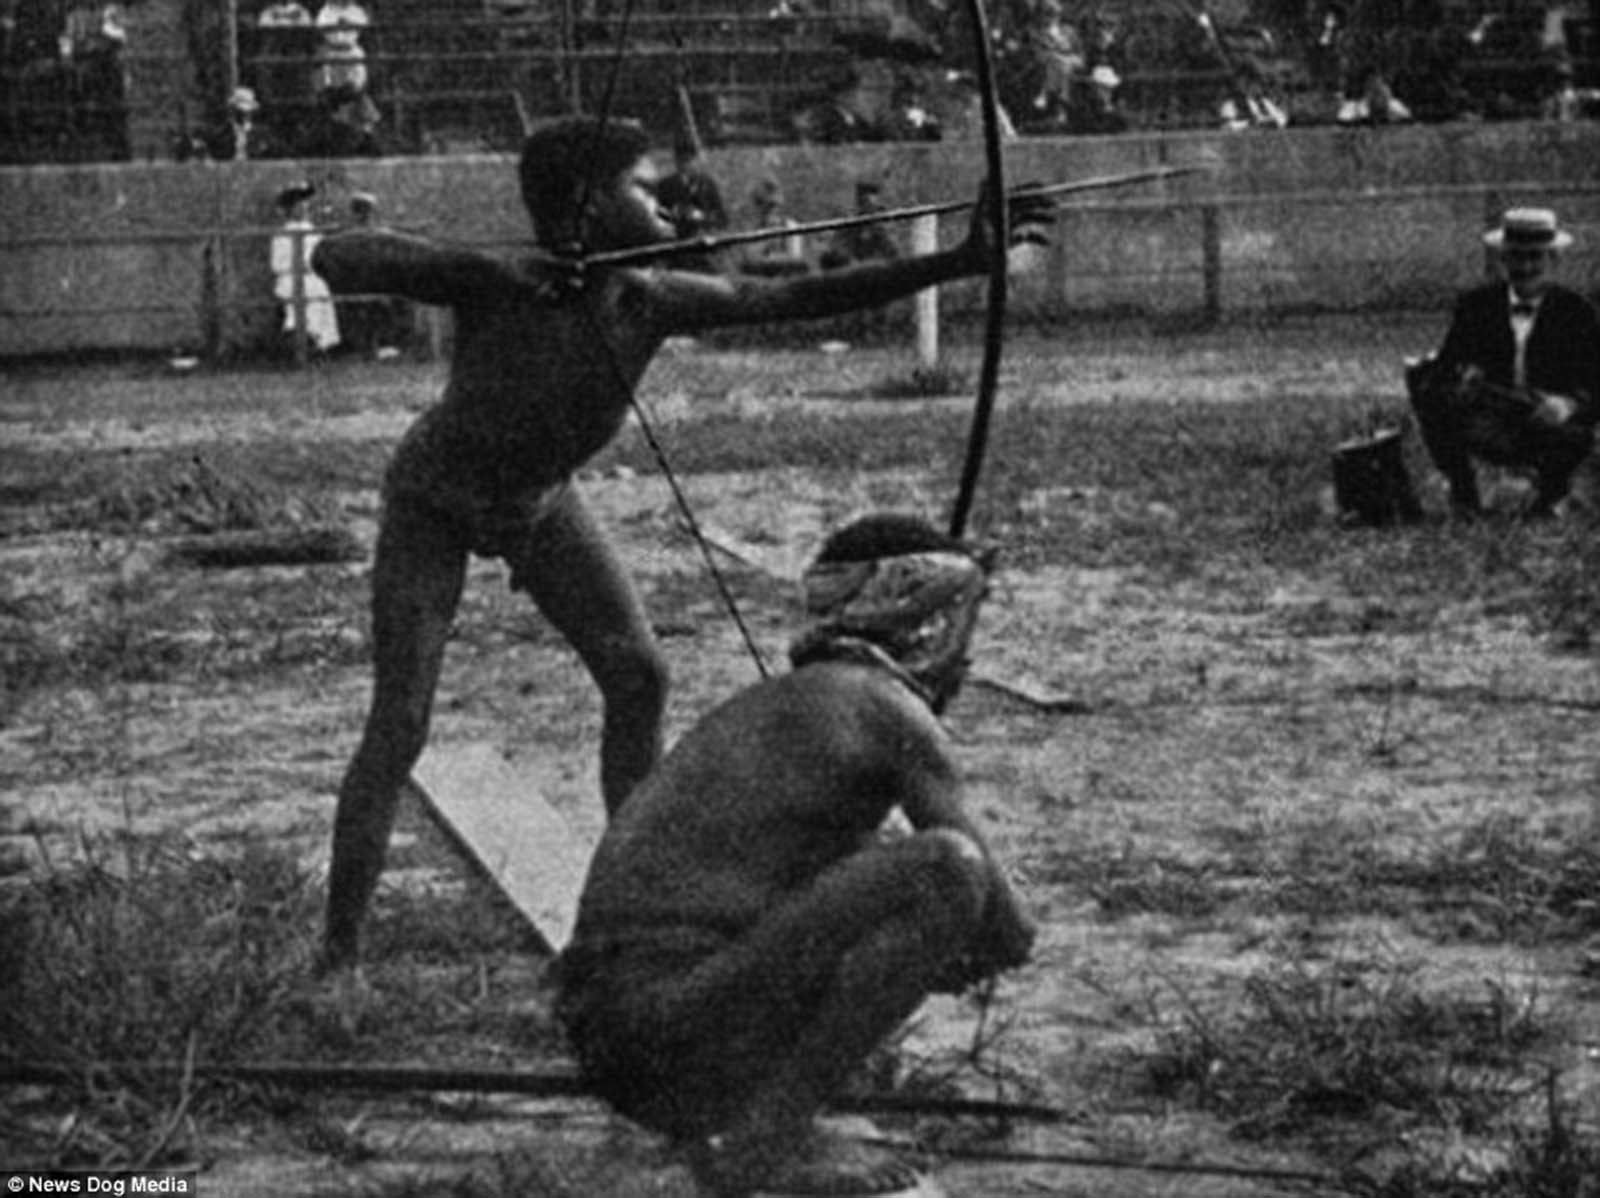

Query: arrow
[[581, 164, 1211, 269]]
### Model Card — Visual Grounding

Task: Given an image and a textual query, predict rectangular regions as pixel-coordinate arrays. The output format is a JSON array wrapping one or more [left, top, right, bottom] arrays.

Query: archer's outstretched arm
[[312, 229, 543, 308], [636, 183, 1054, 334]]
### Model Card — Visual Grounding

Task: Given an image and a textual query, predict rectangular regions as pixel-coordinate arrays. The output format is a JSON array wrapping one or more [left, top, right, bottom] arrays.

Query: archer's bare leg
[[511, 487, 667, 815], [322, 503, 467, 970]]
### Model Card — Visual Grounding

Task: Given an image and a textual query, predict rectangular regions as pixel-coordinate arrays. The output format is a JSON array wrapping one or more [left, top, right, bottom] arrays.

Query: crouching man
[[554, 513, 1036, 1197], [1409, 207, 1600, 519]]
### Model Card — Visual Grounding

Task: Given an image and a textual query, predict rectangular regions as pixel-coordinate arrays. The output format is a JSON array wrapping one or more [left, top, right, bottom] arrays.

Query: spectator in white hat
[[1408, 207, 1600, 519]]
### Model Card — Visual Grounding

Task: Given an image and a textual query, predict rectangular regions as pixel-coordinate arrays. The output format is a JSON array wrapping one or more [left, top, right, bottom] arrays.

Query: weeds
[[1037, 815, 1600, 944], [1142, 950, 1549, 1141], [0, 835, 550, 1168], [869, 363, 970, 399]]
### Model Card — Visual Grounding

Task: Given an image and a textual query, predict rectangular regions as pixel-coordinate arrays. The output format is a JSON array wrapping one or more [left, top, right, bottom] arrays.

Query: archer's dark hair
[[518, 117, 653, 238], [814, 513, 974, 565]]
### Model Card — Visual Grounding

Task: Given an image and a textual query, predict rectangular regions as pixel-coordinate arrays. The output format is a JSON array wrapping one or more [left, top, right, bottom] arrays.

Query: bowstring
[[573, 0, 637, 231], [570, 0, 771, 681]]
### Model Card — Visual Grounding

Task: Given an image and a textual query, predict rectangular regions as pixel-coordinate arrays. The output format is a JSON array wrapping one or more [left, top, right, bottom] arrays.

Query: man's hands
[[1532, 391, 1580, 427], [979, 875, 1038, 973], [933, 870, 1037, 995], [516, 249, 588, 302]]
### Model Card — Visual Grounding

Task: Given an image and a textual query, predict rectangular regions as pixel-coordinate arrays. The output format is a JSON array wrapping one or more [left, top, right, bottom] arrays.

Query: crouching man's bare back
[[555, 514, 1036, 1197]]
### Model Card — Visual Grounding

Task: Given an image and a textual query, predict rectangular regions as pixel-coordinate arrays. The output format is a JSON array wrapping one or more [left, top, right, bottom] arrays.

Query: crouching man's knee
[[910, 828, 991, 926]]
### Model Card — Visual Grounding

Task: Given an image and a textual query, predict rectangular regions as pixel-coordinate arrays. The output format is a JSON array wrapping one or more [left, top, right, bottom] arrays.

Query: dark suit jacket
[[1436, 282, 1600, 418]]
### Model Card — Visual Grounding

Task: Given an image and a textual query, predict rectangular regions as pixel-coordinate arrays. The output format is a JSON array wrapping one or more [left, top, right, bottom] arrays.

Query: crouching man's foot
[[690, 1123, 939, 1198]]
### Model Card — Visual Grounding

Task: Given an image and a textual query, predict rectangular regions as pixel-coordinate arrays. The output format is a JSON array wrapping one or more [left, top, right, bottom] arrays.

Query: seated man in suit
[[1408, 207, 1600, 519]]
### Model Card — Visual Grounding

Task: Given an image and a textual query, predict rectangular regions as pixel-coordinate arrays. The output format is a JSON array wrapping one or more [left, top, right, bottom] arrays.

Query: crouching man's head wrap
[[789, 513, 994, 712]]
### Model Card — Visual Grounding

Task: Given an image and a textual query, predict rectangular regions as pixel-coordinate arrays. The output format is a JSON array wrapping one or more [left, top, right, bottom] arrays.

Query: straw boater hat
[[1484, 207, 1573, 251]]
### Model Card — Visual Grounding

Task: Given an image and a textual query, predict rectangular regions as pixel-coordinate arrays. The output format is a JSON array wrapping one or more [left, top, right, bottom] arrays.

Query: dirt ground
[[4, 316, 1600, 1197]]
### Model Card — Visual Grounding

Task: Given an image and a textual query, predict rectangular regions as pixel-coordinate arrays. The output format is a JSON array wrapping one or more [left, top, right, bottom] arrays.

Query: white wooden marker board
[[410, 742, 597, 953]]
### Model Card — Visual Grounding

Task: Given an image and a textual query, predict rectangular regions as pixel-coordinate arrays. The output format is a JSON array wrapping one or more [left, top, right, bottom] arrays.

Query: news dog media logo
[[5, 1173, 195, 1195]]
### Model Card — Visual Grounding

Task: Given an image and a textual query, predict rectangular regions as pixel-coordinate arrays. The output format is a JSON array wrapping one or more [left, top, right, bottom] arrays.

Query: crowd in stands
[[1, 2, 129, 161], [0, 0, 1596, 165], [209, 0, 383, 160], [790, 0, 1597, 140]]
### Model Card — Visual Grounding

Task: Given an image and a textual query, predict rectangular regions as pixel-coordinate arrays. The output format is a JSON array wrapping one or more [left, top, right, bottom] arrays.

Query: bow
[[947, 0, 1009, 541]]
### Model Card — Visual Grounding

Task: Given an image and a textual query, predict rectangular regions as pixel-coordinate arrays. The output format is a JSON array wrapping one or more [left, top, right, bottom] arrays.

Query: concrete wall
[[3, 120, 1599, 358]]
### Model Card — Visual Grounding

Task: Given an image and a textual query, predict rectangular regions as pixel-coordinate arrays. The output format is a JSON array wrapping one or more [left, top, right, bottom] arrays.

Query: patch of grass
[[1279, 816, 1600, 944], [13, 376, 1592, 635], [2, 559, 370, 721], [1036, 816, 1600, 945], [1529, 507, 1600, 651], [869, 363, 970, 399], [1141, 950, 1550, 1142], [0, 835, 554, 1168], [2, 442, 382, 538]]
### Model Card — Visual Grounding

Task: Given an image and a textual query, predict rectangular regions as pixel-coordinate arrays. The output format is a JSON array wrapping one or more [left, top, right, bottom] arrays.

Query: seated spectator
[[61, 2, 128, 159], [1338, 67, 1411, 123], [793, 64, 880, 144], [820, 181, 903, 343], [936, 68, 1019, 141], [1219, 60, 1287, 130], [1308, 0, 1347, 95], [1075, 61, 1128, 132], [1, 0, 18, 63], [1395, 15, 1474, 123], [657, 136, 729, 272], [820, 181, 899, 272], [1021, 0, 1084, 126], [213, 85, 285, 160], [739, 177, 809, 278], [260, 0, 313, 22], [1408, 208, 1599, 520], [255, 1, 316, 149], [314, 0, 369, 106], [880, 69, 941, 140], [303, 81, 382, 156], [1540, 58, 1588, 120]]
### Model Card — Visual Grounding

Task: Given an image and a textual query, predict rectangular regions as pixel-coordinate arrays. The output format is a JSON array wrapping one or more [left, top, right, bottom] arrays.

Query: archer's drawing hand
[[519, 250, 587, 302]]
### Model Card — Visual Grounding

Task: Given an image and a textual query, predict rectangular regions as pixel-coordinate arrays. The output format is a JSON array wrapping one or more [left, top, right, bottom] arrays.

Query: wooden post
[[1201, 202, 1222, 325], [290, 226, 309, 366], [912, 213, 938, 369]]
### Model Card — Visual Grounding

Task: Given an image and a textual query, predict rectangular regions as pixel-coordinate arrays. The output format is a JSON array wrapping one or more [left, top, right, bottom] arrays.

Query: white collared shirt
[[1509, 287, 1540, 388]]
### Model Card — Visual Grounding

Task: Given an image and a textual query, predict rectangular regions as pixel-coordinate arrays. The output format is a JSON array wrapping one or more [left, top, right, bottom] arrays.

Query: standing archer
[[311, 116, 1054, 970]]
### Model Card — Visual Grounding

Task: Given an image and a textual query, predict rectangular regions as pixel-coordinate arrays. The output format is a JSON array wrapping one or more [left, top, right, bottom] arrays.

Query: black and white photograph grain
[[4, 2, 1600, 1195]]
